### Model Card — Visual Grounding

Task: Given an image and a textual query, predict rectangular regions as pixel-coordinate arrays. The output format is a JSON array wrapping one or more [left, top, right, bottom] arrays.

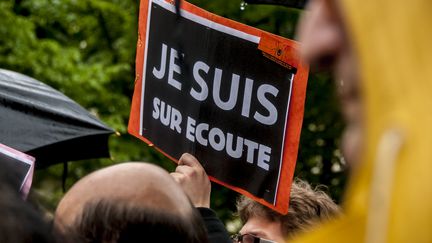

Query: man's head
[[55, 162, 208, 243], [237, 179, 339, 242], [297, 0, 363, 167]]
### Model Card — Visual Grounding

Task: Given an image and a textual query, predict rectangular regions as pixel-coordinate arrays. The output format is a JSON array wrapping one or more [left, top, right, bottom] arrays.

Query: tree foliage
[[0, 0, 346, 224]]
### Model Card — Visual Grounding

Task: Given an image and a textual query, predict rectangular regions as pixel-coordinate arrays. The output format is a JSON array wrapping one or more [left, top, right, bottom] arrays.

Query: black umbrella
[[0, 69, 114, 168]]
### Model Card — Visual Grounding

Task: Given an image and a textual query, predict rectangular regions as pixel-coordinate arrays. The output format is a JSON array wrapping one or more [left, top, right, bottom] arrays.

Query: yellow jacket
[[292, 0, 432, 242]]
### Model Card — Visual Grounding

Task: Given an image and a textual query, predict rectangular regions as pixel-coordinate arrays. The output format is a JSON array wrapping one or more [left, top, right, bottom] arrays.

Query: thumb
[[179, 153, 202, 168]]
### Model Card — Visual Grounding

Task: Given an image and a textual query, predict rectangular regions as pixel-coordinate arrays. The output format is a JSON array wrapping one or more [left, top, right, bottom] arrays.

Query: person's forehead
[[240, 216, 282, 238]]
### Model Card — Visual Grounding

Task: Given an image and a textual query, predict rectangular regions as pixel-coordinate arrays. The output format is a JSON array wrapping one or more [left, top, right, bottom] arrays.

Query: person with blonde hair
[[234, 179, 340, 243]]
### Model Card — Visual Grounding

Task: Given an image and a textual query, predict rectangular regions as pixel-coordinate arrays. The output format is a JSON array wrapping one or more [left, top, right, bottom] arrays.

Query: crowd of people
[[0, 153, 340, 243], [2, 0, 430, 241]]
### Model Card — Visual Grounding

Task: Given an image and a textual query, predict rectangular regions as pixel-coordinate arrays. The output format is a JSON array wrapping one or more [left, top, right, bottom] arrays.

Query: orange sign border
[[128, 0, 309, 214]]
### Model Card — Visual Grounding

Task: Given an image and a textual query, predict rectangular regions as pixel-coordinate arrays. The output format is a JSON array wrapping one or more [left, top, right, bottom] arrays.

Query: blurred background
[[0, 0, 346, 230]]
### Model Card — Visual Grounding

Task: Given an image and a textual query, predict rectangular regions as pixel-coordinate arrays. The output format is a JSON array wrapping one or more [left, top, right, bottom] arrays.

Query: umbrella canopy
[[0, 69, 114, 168]]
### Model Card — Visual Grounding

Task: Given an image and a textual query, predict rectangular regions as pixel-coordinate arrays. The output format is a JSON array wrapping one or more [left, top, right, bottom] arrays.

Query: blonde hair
[[237, 178, 340, 238]]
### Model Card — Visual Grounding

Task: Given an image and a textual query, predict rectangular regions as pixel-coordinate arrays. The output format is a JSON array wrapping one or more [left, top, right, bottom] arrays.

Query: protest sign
[[129, 0, 308, 214], [0, 143, 35, 198]]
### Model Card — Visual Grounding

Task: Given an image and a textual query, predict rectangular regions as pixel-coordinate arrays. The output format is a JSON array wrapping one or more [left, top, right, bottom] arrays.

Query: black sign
[[139, 0, 295, 204]]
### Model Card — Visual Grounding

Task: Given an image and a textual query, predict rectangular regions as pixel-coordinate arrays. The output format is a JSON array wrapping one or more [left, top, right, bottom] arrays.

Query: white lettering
[[160, 100, 170, 126], [208, 127, 225, 151], [186, 117, 196, 142], [254, 84, 279, 125], [170, 108, 182, 133], [152, 97, 182, 134], [244, 139, 259, 164], [152, 43, 168, 79], [257, 144, 271, 171], [152, 97, 161, 119], [190, 61, 209, 101], [241, 78, 254, 118], [213, 68, 240, 111], [196, 123, 209, 146], [226, 133, 243, 159], [168, 47, 182, 90], [183, 117, 272, 171]]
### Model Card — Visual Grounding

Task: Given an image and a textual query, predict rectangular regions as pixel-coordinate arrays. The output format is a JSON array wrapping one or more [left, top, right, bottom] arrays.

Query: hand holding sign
[[171, 153, 211, 208]]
